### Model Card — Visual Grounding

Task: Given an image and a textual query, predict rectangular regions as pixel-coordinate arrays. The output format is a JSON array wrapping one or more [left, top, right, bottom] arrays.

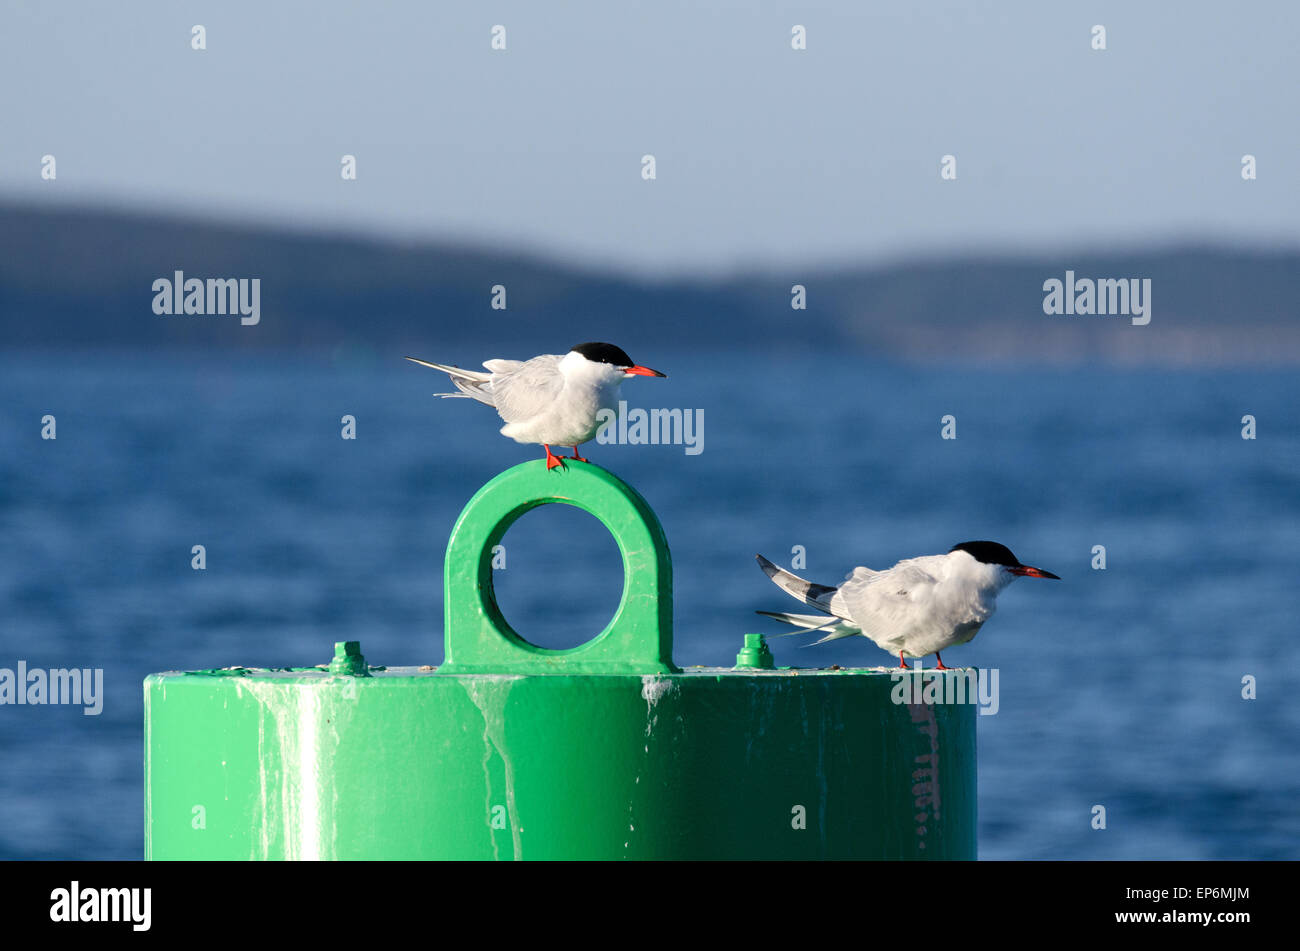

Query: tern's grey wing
[[831, 561, 940, 636], [488, 353, 566, 424]]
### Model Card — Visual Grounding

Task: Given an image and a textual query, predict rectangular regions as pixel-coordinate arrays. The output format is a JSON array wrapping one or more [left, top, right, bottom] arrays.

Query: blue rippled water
[[0, 351, 1297, 859]]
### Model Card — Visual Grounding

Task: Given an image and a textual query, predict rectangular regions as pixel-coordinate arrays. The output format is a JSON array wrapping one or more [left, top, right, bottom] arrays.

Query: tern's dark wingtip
[[755, 554, 780, 579]]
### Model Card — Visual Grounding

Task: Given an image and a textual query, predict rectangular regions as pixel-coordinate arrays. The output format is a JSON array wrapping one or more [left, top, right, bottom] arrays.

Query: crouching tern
[[405, 342, 665, 469], [755, 541, 1059, 668]]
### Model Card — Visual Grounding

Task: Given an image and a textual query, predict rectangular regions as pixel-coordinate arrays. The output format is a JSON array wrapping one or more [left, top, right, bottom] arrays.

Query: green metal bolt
[[735, 633, 775, 669], [329, 640, 371, 677]]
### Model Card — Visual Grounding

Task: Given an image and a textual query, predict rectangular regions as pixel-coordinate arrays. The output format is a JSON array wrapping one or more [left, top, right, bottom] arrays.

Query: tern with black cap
[[406, 342, 666, 469], [755, 541, 1059, 669]]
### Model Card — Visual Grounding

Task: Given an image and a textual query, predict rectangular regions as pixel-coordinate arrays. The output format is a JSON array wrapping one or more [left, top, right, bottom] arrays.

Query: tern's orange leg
[[543, 445, 565, 470], [934, 653, 951, 670], [567, 445, 589, 462], [898, 652, 908, 669]]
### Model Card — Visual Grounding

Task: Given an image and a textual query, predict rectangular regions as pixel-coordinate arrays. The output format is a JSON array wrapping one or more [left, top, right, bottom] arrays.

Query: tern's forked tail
[[755, 554, 862, 645], [755, 610, 861, 646], [405, 356, 496, 406]]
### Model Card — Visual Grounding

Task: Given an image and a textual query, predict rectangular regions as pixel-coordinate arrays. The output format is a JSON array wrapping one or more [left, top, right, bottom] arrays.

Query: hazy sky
[[2, 1, 1297, 275]]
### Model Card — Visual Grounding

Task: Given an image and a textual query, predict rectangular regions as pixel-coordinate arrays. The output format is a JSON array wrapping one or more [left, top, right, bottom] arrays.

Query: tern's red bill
[[1009, 565, 1060, 579]]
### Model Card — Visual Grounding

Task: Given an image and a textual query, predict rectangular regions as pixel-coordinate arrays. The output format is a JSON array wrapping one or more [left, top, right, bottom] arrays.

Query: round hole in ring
[[489, 502, 625, 650]]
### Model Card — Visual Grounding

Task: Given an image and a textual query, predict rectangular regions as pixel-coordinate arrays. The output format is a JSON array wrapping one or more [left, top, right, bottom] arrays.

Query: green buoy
[[144, 461, 977, 859]]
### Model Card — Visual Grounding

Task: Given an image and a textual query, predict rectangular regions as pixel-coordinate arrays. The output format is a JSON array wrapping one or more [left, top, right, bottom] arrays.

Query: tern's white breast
[[499, 359, 623, 446]]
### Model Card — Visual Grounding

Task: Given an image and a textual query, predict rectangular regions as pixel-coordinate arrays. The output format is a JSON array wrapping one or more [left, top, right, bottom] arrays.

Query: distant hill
[[2, 201, 1297, 364]]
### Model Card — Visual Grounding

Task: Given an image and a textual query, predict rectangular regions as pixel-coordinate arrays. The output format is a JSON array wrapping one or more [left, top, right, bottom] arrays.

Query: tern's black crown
[[950, 540, 1022, 568], [571, 342, 635, 367]]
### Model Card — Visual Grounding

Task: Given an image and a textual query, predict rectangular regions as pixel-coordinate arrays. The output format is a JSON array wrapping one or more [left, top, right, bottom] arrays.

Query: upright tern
[[405, 342, 665, 469], [756, 541, 1059, 668]]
